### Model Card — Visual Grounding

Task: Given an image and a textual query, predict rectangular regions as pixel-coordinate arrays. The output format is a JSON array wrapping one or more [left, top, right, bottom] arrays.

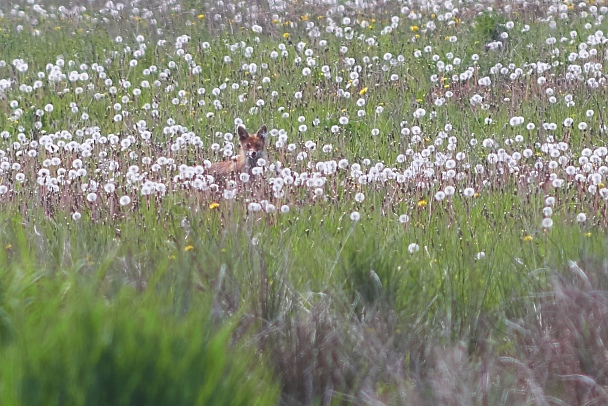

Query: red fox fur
[[207, 125, 267, 176]]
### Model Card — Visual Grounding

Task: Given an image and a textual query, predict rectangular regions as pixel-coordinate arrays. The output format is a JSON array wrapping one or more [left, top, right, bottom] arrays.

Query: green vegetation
[[0, 0, 607, 404]]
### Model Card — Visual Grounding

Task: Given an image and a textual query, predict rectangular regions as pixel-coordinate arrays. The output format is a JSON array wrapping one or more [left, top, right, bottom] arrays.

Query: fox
[[207, 124, 267, 177]]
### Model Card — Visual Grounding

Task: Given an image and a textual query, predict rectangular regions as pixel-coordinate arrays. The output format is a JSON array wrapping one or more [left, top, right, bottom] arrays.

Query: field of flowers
[[1, 0, 608, 404]]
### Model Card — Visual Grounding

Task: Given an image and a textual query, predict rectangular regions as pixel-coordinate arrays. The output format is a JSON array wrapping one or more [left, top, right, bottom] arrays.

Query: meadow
[[1, 0, 608, 404]]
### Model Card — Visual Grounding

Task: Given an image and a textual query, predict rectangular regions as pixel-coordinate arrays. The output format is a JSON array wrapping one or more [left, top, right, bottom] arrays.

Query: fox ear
[[237, 125, 249, 141], [257, 125, 267, 140]]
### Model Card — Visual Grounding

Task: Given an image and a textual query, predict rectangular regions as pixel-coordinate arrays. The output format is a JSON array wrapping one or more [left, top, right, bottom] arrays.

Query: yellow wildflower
[[283, 32, 290, 38], [417, 199, 427, 208], [359, 86, 368, 95], [523, 235, 533, 242], [185, 245, 194, 252], [209, 202, 220, 209], [198, 14, 205, 19], [410, 26, 419, 32]]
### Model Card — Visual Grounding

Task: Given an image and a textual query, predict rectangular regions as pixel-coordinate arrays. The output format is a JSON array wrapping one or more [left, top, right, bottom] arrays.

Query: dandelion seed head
[[399, 214, 410, 224], [408, 243, 420, 254]]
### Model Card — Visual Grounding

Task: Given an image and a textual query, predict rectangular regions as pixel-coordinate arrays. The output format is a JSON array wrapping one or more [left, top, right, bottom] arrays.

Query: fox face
[[208, 124, 267, 177], [238, 124, 267, 168]]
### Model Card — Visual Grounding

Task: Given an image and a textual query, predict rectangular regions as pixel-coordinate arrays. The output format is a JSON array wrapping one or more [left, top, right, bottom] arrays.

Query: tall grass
[[0, 0, 608, 404]]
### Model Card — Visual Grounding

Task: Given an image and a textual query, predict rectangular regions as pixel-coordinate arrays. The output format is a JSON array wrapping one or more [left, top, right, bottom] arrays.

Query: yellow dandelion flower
[[272, 19, 279, 24], [209, 202, 220, 209], [300, 15, 309, 21], [584, 232, 592, 237], [4, 244, 12, 250], [523, 235, 533, 242], [283, 32, 290, 38], [417, 199, 427, 208], [474, 192, 479, 198], [198, 14, 205, 19], [600, 182, 605, 188], [410, 25, 419, 32], [359, 86, 368, 95], [185, 245, 194, 252]]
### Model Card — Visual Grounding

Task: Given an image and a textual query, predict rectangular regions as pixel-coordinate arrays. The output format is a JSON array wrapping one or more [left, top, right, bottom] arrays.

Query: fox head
[[237, 125, 267, 162]]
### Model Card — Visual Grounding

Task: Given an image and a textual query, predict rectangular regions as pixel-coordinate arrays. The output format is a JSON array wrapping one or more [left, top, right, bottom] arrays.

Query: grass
[[0, 0, 608, 404]]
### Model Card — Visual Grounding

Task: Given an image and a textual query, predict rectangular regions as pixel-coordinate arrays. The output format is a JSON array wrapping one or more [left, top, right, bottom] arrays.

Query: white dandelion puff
[[408, 243, 420, 254]]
